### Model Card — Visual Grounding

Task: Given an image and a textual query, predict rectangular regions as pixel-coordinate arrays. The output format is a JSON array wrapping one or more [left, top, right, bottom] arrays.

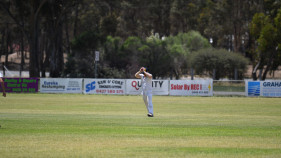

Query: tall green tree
[[40, 0, 77, 77], [250, 9, 281, 80], [198, 0, 264, 54], [170, 0, 201, 35], [0, 0, 48, 77], [64, 30, 103, 78], [0, 0, 77, 77], [140, 34, 172, 79], [165, 31, 211, 79]]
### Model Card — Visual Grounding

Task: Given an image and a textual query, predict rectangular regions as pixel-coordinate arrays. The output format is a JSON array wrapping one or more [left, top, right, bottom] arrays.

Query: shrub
[[191, 48, 249, 79]]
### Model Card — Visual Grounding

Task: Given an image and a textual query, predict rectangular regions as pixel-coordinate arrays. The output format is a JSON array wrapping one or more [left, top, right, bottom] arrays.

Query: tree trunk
[[232, 0, 242, 53], [173, 69, 179, 80], [41, 31, 51, 78], [42, 44, 50, 78], [49, 28, 63, 77], [7, 36, 13, 66], [39, 31, 45, 77], [0, 30, 4, 57], [262, 65, 269, 80], [252, 61, 260, 80], [28, 0, 47, 77], [5, 24, 9, 67], [262, 51, 276, 80], [29, 16, 40, 77], [57, 21, 64, 77], [73, 2, 79, 37], [20, 31, 25, 77], [252, 71, 258, 80], [65, 15, 71, 55], [49, 4, 64, 77]]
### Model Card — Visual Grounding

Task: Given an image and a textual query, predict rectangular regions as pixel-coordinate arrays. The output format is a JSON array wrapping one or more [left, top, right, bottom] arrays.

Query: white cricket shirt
[[140, 73, 152, 93]]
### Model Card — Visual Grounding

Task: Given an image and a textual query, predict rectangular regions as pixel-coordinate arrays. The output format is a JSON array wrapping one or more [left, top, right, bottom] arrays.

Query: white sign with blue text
[[40, 78, 83, 93], [84, 79, 125, 94], [246, 80, 281, 97]]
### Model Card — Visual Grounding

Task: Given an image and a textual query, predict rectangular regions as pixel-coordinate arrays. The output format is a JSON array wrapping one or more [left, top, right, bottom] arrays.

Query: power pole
[[95, 51, 99, 78]]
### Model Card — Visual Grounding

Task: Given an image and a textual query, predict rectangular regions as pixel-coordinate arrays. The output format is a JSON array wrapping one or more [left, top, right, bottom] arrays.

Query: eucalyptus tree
[[250, 9, 281, 80]]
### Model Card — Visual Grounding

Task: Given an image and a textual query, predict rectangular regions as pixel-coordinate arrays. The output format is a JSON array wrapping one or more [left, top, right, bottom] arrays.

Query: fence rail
[[213, 80, 245, 96]]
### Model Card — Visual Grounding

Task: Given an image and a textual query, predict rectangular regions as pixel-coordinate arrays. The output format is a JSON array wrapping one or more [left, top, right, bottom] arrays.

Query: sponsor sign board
[[1, 78, 39, 93], [126, 79, 169, 95], [246, 80, 281, 97], [84, 79, 125, 94], [170, 80, 213, 96], [95, 51, 99, 61], [40, 78, 83, 93]]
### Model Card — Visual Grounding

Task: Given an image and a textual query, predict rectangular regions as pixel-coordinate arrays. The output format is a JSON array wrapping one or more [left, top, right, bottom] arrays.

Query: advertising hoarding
[[1, 78, 39, 93], [84, 79, 125, 94], [170, 80, 213, 96], [40, 78, 83, 93], [126, 79, 169, 95], [245, 80, 281, 97]]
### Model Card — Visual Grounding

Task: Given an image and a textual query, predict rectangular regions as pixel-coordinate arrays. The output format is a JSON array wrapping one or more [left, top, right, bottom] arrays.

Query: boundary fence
[[1, 78, 281, 97], [213, 80, 245, 96], [40, 78, 213, 96]]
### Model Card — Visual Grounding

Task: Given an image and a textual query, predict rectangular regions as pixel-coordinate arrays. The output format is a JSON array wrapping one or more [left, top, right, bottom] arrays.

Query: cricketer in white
[[135, 67, 154, 117]]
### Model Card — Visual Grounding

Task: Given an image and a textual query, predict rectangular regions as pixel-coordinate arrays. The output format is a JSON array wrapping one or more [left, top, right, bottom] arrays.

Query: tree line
[[0, 0, 280, 79]]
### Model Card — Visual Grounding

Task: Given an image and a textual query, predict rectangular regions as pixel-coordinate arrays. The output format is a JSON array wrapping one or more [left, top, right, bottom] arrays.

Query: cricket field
[[0, 93, 280, 158]]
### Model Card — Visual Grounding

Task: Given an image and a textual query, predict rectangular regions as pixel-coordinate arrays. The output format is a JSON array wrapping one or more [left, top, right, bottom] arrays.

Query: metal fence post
[[234, 68, 238, 80]]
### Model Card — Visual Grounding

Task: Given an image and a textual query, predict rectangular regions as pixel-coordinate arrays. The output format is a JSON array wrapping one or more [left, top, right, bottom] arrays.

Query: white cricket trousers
[[142, 91, 153, 114]]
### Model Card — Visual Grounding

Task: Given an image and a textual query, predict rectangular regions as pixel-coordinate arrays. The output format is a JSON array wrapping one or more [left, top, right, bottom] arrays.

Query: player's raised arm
[[143, 71, 152, 79], [135, 67, 143, 79]]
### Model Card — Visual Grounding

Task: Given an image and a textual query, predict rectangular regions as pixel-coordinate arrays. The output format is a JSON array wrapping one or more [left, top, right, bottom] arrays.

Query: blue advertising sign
[[247, 81, 260, 96], [246, 80, 281, 97]]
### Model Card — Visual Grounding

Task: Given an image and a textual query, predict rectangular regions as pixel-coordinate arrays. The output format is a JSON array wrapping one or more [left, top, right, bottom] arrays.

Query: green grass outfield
[[0, 94, 281, 158]]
